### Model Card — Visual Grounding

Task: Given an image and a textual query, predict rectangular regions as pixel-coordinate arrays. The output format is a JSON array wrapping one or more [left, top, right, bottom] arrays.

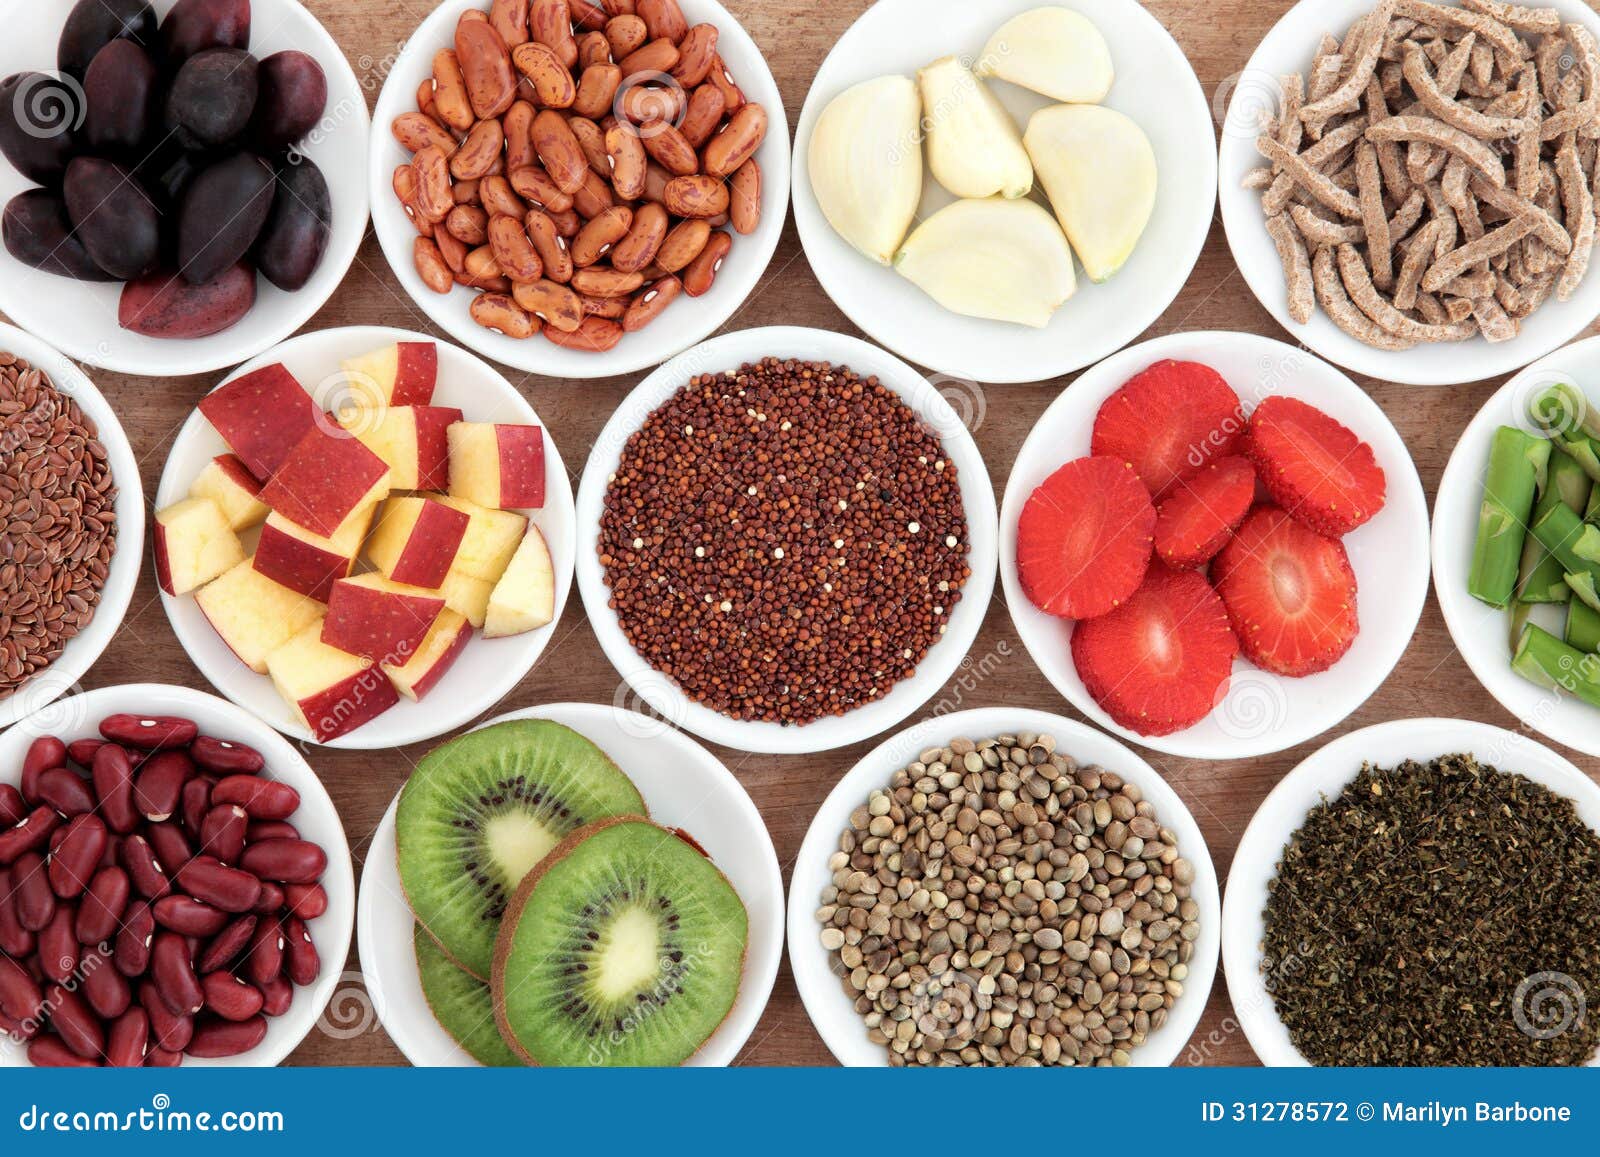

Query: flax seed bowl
[[0, 324, 142, 730], [575, 327, 998, 755]]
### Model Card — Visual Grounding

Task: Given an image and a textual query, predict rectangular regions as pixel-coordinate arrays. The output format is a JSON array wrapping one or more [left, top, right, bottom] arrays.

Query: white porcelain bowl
[[1433, 335, 1600, 756], [0, 0, 371, 378], [356, 701, 784, 1067], [1000, 331, 1430, 760], [792, 0, 1216, 385], [0, 323, 143, 730], [1221, 717, 1600, 1066], [575, 326, 999, 755], [154, 325, 576, 750], [787, 706, 1220, 1067], [369, 0, 790, 380], [1217, 0, 1600, 387], [0, 683, 355, 1068]]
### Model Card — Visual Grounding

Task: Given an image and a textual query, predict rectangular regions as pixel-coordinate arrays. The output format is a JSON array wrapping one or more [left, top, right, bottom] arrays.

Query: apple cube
[[195, 559, 323, 674], [439, 568, 494, 628], [259, 425, 392, 538], [447, 423, 545, 509], [439, 496, 528, 582], [266, 619, 400, 741], [322, 573, 446, 666], [198, 363, 318, 481], [254, 506, 376, 603], [366, 496, 469, 590], [153, 497, 245, 597], [351, 405, 462, 490], [188, 453, 269, 531], [340, 342, 438, 409], [485, 525, 556, 638], [382, 609, 472, 701]]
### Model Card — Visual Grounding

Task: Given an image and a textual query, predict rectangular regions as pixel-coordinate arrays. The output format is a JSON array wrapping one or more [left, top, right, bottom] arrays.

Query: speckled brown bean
[[577, 31, 613, 69], [706, 53, 744, 112], [530, 0, 578, 66], [656, 217, 711, 272], [512, 42, 576, 108], [503, 101, 537, 171], [415, 237, 453, 293], [572, 169, 616, 219], [393, 112, 458, 155], [393, 165, 431, 236], [618, 83, 684, 126], [679, 83, 725, 148], [464, 245, 503, 280], [571, 0, 609, 31], [637, 0, 687, 41], [454, 178, 481, 205], [412, 146, 454, 222], [602, 0, 635, 13], [491, 0, 529, 46], [702, 103, 766, 178], [605, 121, 647, 200], [663, 174, 728, 218], [447, 204, 490, 245], [532, 110, 589, 194], [456, 15, 518, 119], [729, 158, 761, 235], [435, 228, 469, 274], [544, 315, 625, 350], [571, 205, 634, 267], [471, 293, 538, 337], [574, 63, 623, 118], [450, 118, 504, 180], [524, 209, 575, 282], [431, 50, 475, 131], [508, 164, 572, 212], [610, 202, 667, 272], [568, 116, 609, 176], [623, 274, 681, 330], [550, 207, 582, 237], [480, 174, 528, 219], [641, 121, 698, 176], [580, 293, 628, 319], [620, 38, 679, 78], [670, 24, 718, 87], [488, 214, 545, 281], [513, 279, 585, 331], [605, 14, 647, 58], [570, 267, 644, 297]]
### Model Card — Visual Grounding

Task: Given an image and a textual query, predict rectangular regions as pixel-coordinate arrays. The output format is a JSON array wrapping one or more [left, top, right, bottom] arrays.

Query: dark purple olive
[[58, 0, 157, 82], [120, 262, 256, 338], [160, 0, 251, 65], [85, 39, 160, 155], [3, 191, 117, 281], [255, 159, 330, 291], [144, 149, 208, 212], [63, 156, 162, 280], [0, 73, 83, 185], [178, 151, 274, 284], [166, 48, 258, 149], [251, 51, 327, 153]]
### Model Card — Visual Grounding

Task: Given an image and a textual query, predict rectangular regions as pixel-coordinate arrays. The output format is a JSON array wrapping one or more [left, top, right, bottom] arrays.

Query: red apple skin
[[254, 526, 350, 602], [390, 501, 469, 590], [153, 523, 176, 596], [300, 668, 400, 740], [198, 364, 317, 481], [212, 453, 264, 496], [495, 425, 545, 509], [259, 426, 389, 537], [412, 406, 463, 491], [392, 342, 438, 406], [322, 583, 443, 666], [404, 620, 472, 700]]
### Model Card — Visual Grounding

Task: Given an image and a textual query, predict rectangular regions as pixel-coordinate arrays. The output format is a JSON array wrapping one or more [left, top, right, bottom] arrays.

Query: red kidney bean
[[211, 776, 300, 821], [49, 815, 107, 899], [282, 916, 319, 987], [187, 1014, 267, 1058], [91, 744, 139, 835], [76, 867, 129, 946], [180, 777, 213, 837], [38, 906, 78, 985], [146, 1045, 181, 1066], [240, 840, 327, 885], [140, 981, 193, 1052], [0, 868, 33, 958], [153, 896, 228, 937], [119, 835, 171, 900], [100, 714, 198, 751], [198, 915, 256, 974], [13, 852, 55, 930], [28, 1035, 99, 1066], [107, 1006, 149, 1067], [259, 974, 292, 1017], [34, 768, 95, 818], [189, 736, 265, 775], [99, 833, 121, 871], [177, 856, 261, 914], [202, 971, 264, 1022], [82, 954, 131, 1020], [115, 901, 155, 978], [0, 807, 61, 866], [146, 823, 193, 877], [284, 883, 328, 921], [46, 983, 104, 1060], [252, 881, 285, 915], [0, 949, 44, 1020], [0, 1005, 39, 1041], [151, 932, 203, 1016], [0, 785, 25, 826], [22, 737, 67, 803], [243, 918, 283, 986], [245, 821, 299, 843], [133, 750, 193, 823], [200, 805, 248, 865], [65, 738, 104, 769]]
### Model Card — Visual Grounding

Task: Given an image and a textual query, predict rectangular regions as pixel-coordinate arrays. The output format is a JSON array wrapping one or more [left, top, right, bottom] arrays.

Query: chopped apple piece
[[322, 573, 446, 666], [258, 425, 392, 538], [366, 496, 470, 590], [484, 525, 556, 638], [439, 568, 494, 628], [977, 7, 1114, 104], [153, 497, 245, 597], [350, 405, 462, 491], [1025, 104, 1156, 283], [808, 75, 924, 265], [895, 198, 1077, 327], [447, 423, 545, 510], [198, 363, 318, 481], [918, 56, 1033, 200], [382, 609, 472, 701], [266, 618, 400, 741], [339, 341, 438, 408], [195, 559, 322, 674], [253, 506, 376, 603], [188, 453, 269, 531], [438, 496, 528, 582]]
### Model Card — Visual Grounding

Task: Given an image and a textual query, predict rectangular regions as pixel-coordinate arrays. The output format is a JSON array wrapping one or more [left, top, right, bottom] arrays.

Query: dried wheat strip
[[1365, 76, 1414, 200], [1302, 1, 1397, 128], [1470, 173, 1574, 251], [1469, 40, 1497, 89], [1258, 136, 1365, 217], [1422, 215, 1540, 290], [1337, 243, 1480, 340], [1312, 246, 1420, 349], [1508, 271, 1558, 316], [1441, 268, 1498, 297], [1382, 17, 1421, 60], [1279, 73, 1307, 154], [1444, 295, 1478, 322], [1541, 26, 1600, 140], [1395, 219, 1444, 309], [1416, 291, 1451, 323], [1397, 0, 1529, 59], [1368, 116, 1509, 185], [1259, 117, 1372, 213], [1404, 44, 1541, 136], [1242, 167, 1275, 191], [1473, 294, 1519, 340], [1495, 272, 1526, 314], [1357, 142, 1396, 288], [1266, 214, 1317, 324], [1556, 142, 1597, 300], [1536, 33, 1570, 100], [1462, 0, 1561, 37]]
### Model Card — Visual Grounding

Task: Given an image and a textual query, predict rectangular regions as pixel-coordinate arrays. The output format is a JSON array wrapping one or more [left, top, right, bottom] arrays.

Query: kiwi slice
[[414, 925, 522, 1067], [492, 817, 748, 1067], [397, 720, 647, 979]]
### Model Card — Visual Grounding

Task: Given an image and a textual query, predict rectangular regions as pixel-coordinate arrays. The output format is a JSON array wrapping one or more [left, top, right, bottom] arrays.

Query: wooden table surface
[[18, 0, 1600, 1067]]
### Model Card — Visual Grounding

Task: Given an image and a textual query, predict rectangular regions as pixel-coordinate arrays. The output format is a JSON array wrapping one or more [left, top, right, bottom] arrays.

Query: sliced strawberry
[[1244, 396, 1387, 537], [1017, 457, 1155, 620], [1071, 563, 1239, 737], [1091, 360, 1244, 500], [1213, 505, 1359, 678], [1154, 456, 1257, 569]]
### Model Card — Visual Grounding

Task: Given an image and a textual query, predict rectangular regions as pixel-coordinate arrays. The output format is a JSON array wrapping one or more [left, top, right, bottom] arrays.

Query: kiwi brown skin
[[489, 815, 750, 1067]]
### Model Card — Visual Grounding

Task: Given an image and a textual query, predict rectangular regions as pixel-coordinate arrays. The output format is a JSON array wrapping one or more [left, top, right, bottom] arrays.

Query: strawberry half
[[1154, 456, 1257, 569], [1244, 396, 1386, 537], [1071, 563, 1239, 737], [1091, 360, 1244, 500], [1017, 456, 1155, 620], [1212, 505, 1359, 678]]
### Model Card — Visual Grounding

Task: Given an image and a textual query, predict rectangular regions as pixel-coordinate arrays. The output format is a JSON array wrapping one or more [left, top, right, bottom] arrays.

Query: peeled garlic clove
[[977, 7, 1114, 104], [894, 198, 1076, 328], [808, 75, 923, 265], [1025, 104, 1156, 283], [917, 56, 1034, 200]]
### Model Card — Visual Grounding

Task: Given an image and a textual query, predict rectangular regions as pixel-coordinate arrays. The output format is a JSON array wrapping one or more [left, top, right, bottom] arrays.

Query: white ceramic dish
[[356, 701, 784, 1067], [791, 0, 1215, 385], [575, 326, 999, 755], [0, 324, 143, 729], [788, 706, 1220, 1067], [1217, 0, 1600, 387], [1433, 335, 1600, 756], [1000, 331, 1430, 760], [369, 0, 790, 380], [1222, 717, 1600, 1067], [154, 325, 576, 750], [0, 0, 371, 378], [0, 683, 355, 1068]]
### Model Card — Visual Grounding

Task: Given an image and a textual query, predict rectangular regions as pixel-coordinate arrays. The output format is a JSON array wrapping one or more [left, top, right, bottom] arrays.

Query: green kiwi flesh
[[397, 720, 647, 978], [414, 925, 522, 1067], [493, 818, 748, 1067]]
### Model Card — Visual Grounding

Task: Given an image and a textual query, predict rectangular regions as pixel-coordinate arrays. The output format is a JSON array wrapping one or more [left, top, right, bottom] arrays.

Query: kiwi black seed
[[414, 925, 522, 1067], [396, 719, 647, 979]]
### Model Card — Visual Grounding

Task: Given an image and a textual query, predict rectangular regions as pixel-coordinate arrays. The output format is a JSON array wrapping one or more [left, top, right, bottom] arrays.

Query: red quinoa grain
[[599, 358, 972, 725]]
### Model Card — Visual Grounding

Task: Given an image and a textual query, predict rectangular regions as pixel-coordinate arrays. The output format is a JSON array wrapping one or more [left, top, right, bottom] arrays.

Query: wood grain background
[[14, 0, 1600, 1066]]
